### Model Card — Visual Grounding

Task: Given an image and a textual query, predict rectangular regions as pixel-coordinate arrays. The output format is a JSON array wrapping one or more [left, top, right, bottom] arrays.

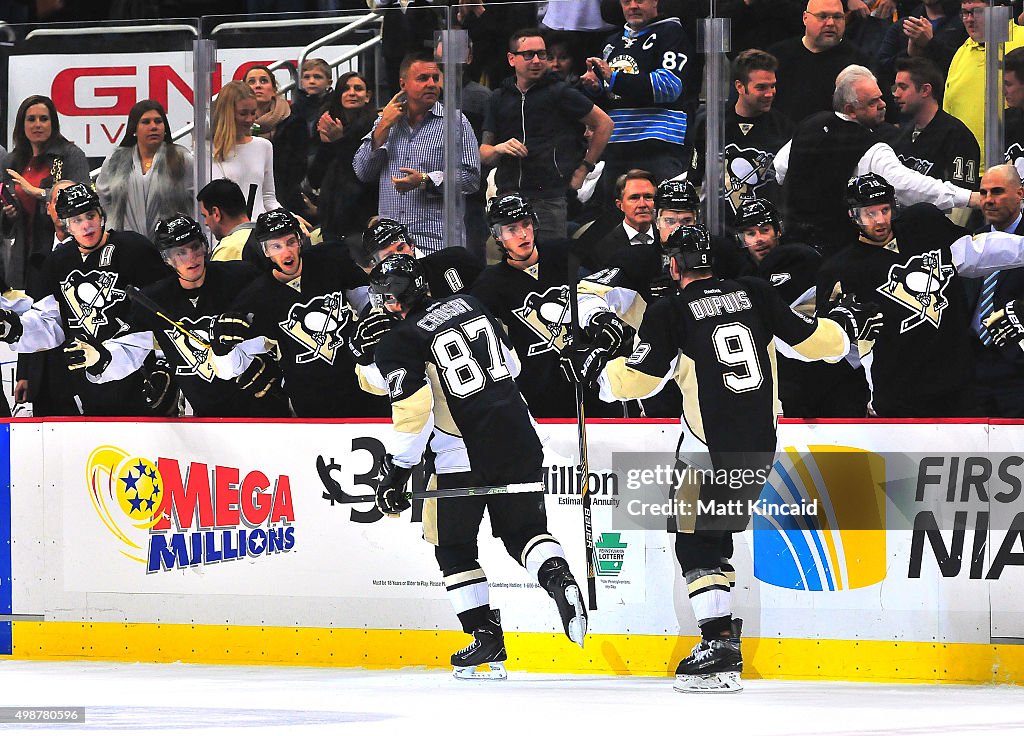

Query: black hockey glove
[[559, 342, 610, 387], [63, 337, 112, 377], [348, 311, 393, 366], [585, 311, 635, 358], [824, 293, 884, 344], [0, 309, 23, 344], [143, 358, 180, 416], [210, 312, 253, 356], [984, 299, 1024, 352], [648, 274, 678, 301], [376, 454, 414, 516], [236, 354, 282, 399]]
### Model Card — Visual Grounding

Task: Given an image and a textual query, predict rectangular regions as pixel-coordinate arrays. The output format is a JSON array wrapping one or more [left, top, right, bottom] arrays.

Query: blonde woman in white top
[[211, 81, 280, 218]]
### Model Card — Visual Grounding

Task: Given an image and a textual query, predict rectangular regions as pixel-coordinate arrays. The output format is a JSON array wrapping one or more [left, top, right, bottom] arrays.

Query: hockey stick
[[316, 462, 545, 505], [412, 481, 544, 500], [125, 285, 213, 349], [568, 230, 609, 612], [125, 285, 288, 404]]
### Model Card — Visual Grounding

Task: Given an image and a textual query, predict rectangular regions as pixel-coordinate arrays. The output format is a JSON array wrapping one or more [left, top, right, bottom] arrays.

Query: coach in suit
[[581, 169, 658, 273], [965, 164, 1024, 417]]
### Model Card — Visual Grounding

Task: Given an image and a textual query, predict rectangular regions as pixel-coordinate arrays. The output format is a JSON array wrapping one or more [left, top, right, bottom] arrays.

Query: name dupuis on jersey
[[689, 288, 756, 320]]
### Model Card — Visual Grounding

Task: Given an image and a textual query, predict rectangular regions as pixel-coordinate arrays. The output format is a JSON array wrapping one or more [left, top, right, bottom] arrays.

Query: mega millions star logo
[[87, 445, 296, 573], [87, 446, 165, 563]]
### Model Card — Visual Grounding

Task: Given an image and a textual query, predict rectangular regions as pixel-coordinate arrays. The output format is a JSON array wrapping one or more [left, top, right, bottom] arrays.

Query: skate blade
[[453, 661, 508, 681], [673, 672, 743, 693], [564, 584, 587, 648]]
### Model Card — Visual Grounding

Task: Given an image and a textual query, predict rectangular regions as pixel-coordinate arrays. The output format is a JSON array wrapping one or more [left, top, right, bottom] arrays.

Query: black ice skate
[[538, 558, 587, 648], [673, 619, 743, 693], [451, 609, 508, 680]]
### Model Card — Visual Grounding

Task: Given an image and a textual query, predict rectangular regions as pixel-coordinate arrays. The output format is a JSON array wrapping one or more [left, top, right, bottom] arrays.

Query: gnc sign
[[7, 46, 357, 157]]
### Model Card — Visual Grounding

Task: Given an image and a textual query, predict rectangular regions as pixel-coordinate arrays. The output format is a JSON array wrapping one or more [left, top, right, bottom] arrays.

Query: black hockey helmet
[[55, 183, 102, 221], [663, 224, 713, 272], [154, 215, 208, 257], [845, 173, 895, 210], [487, 193, 538, 236], [358, 217, 413, 268], [734, 197, 781, 232], [368, 253, 429, 312], [655, 178, 700, 213], [254, 208, 302, 247]]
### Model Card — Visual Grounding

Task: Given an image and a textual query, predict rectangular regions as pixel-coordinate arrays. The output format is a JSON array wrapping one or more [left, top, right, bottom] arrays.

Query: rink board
[[1, 418, 1023, 683]]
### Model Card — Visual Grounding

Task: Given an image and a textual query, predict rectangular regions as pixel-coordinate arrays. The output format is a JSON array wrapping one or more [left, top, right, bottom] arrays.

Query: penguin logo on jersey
[[280, 291, 353, 365], [724, 144, 774, 214], [876, 250, 955, 332], [513, 285, 573, 356], [1005, 143, 1024, 170], [607, 53, 640, 100], [608, 55, 639, 75], [897, 154, 935, 177], [59, 269, 126, 337], [165, 316, 216, 383]]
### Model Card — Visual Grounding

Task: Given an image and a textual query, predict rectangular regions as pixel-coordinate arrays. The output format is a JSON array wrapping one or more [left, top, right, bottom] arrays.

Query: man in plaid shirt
[[354, 50, 481, 253]]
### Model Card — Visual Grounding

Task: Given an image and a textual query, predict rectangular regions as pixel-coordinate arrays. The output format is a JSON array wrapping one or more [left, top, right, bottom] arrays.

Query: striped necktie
[[977, 271, 1000, 346]]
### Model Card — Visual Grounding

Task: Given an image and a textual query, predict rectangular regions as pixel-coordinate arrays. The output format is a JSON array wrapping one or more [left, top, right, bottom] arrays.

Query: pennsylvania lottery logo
[[753, 446, 886, 591], [594, 533, 627, 578], [86, 445, 296, 573]]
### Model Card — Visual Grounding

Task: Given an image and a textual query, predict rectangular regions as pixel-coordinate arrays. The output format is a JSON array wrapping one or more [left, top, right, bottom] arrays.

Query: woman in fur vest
[[96, 100, 195, 241]]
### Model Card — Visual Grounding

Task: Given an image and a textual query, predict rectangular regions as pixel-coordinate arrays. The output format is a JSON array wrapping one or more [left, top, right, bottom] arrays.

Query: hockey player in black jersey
[[347, 217, 482, 367], [818, 173, 1024, 417], [353, 217, 482, 297], [367, 253, 589, 679], [209, 209, 386, 418], [733, 198, 868, 418], [470, 193, 604, 417], [35, 183, 167, 416], [563, 224, 881, 692], [73, 216, 288, 417]]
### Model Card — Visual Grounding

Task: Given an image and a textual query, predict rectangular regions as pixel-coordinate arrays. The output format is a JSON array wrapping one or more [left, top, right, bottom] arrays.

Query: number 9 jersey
[[373, 293, 543, 480], [598, 276, 850, 453]]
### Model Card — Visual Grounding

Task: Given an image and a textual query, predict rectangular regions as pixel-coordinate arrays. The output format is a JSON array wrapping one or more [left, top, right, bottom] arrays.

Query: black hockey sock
[[700, 615, 733, 641], [457, 604, 493, 634]]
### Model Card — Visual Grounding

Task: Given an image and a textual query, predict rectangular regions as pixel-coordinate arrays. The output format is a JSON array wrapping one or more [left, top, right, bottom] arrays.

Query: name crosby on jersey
[[688, 288, 754, 320], [416, 297, 474, 332]]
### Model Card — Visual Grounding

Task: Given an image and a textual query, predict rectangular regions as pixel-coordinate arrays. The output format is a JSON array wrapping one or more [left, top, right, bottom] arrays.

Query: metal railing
[[24, 23, 199, 40], [80, 12, 382, 180]]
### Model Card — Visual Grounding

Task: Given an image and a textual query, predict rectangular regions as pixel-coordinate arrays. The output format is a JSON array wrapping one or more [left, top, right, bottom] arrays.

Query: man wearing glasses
[[944, 0, 1024, 159], [481, 28, 613, 244], [769, 0, 870, 123]]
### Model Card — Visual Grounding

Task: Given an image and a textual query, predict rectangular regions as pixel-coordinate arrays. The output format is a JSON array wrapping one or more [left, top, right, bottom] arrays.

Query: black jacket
[[484, 73, 592, 195]]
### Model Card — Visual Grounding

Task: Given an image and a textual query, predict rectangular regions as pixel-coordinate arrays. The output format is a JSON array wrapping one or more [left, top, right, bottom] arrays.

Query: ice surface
[[0, 660, 1022, 735]]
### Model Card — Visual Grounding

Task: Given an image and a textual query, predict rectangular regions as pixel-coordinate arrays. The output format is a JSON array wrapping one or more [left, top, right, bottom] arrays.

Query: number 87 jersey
[[598, 276, 850, 454], [373, 293, 544, 478]]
